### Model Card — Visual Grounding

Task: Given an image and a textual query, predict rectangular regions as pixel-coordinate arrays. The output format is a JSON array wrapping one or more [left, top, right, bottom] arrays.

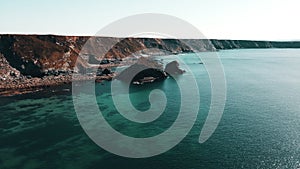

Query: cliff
[[0, 35, 196, 78], [0, 34, 300, 80], [210, 39, 300, 50]]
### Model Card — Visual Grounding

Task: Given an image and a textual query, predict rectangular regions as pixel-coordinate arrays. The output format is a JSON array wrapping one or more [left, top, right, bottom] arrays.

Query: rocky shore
[[0, 58, 186, 96], [0, 74, 116, 96]]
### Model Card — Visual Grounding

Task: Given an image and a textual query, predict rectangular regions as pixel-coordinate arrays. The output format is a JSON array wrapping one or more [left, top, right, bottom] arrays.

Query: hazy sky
[[1, 0, 299, 40]]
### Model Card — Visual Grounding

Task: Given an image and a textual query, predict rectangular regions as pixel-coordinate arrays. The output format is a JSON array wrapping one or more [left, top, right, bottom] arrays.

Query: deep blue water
[[1, 49, 300, 169]]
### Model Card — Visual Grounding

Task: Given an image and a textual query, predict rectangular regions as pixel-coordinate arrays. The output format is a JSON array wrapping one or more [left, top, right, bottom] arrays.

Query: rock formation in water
[[165, 60, 185, 75], [115, 57, 167, 84]]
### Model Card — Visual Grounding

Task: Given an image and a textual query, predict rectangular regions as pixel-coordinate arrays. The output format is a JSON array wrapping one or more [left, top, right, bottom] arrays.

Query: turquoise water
[[1, 49, 300, 169]]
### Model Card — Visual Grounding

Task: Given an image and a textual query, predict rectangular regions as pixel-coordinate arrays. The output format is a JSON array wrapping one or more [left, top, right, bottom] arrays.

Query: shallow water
[[1, 49, 300, 169]]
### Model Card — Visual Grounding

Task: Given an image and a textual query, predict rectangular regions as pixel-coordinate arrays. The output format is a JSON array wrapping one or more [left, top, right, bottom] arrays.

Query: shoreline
[[2, 47, 300, 97], [0, 74, 115, 97]]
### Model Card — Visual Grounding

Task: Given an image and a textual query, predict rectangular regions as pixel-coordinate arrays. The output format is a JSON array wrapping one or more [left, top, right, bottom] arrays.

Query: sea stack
[[115, 57, 167, 84], [165, 60, 185, 75]]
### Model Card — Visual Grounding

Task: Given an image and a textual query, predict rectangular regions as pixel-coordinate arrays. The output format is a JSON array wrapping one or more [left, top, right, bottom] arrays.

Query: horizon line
[[1, 33, 300, 42]]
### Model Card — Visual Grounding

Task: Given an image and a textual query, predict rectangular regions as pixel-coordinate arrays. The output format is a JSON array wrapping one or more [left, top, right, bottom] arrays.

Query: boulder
[[102, 68, 112, 75]]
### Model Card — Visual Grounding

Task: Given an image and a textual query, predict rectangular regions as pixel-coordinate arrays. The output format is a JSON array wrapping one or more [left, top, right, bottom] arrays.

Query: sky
[[0, 0, 300, 40]]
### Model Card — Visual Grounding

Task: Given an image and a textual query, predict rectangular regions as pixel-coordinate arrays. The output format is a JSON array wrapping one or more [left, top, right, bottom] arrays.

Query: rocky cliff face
[[0, 35, 87, 77], [1, 34, 300, 78], [210, 39, 300, 50], [0, 35, 195, 78], [0, 53, 22, 81]]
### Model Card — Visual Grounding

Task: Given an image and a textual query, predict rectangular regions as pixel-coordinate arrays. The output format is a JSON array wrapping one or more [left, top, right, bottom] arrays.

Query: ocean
[[1, 49, 300, 169]]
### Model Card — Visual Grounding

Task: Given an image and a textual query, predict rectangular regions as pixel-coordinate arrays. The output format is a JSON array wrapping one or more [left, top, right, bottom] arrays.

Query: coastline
[[0, 74, 115, 97], [1, 34, 300, 97]]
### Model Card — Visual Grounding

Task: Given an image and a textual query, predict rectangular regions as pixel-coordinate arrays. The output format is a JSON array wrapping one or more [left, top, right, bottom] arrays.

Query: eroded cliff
[[0, 34, 299, 81]]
